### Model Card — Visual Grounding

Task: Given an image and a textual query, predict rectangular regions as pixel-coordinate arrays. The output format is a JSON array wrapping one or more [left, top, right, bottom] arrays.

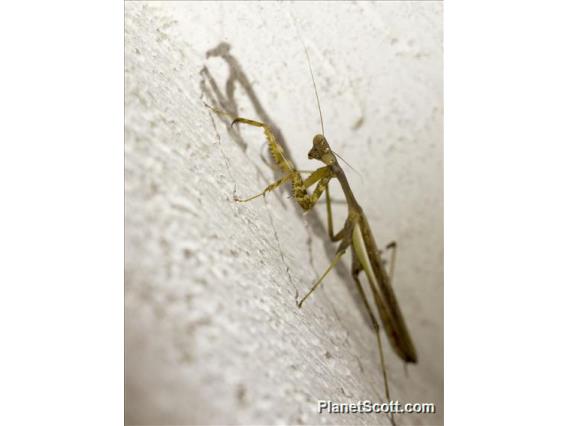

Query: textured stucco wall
[[125, 2, 442, 425]]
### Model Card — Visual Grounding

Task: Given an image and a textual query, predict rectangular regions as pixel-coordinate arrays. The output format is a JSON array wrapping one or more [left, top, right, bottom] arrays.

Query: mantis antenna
[[290, 12, 325, 137], [303, 45, 325, 138], [291, 14, 361, 178]]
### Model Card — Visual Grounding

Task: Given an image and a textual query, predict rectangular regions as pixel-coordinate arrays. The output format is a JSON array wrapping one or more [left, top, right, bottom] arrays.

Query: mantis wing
[[352, 218, 417, 363]]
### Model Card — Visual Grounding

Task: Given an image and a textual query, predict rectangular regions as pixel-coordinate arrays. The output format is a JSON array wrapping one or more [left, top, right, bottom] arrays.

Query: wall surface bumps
[[125, 2, 443, 425]]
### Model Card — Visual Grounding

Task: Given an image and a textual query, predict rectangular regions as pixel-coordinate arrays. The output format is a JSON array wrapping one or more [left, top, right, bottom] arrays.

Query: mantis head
[[308, 134, 336, 166]]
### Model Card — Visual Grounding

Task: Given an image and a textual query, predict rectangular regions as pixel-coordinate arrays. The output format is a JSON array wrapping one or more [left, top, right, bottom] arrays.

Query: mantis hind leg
[[384, 241, 397, 284], [351, 255, 395, 426]]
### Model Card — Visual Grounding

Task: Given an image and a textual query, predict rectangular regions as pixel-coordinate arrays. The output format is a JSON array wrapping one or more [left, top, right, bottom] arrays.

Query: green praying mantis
[[205, 44, 417, 426]]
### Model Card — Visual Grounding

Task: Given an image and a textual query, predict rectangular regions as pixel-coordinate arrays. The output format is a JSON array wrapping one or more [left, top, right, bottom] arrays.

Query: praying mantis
[[205, 43, 417, 426]]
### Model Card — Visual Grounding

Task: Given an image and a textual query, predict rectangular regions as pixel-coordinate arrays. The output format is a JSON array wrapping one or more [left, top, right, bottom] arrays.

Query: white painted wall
[[125, 2, 443, 425]]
